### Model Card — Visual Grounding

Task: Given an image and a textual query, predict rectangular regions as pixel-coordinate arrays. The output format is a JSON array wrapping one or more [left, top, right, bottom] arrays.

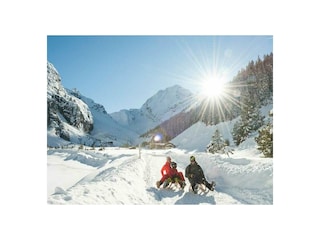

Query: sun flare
[[200, 76, 226, 99]]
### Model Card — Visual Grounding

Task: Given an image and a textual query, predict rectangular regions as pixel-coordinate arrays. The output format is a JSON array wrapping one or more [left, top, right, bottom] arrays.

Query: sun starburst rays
[[157, 38, 247, 126], [195, 85, 238, 125]]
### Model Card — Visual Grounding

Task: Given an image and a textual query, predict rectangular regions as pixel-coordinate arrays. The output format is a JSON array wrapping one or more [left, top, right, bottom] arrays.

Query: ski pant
[[171, 172, 185, 182], [188, 175, 211, 191], [159, 174, 170, 184]]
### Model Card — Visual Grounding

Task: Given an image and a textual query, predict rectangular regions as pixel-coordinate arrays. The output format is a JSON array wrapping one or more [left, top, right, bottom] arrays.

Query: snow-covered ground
[[47, 143, 272, 205]]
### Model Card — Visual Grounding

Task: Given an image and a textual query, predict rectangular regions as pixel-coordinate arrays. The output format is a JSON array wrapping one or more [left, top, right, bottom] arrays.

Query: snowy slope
[[47, 148, 272, 204], [47, 126, 272, 205], [171, 104, 273, 152]]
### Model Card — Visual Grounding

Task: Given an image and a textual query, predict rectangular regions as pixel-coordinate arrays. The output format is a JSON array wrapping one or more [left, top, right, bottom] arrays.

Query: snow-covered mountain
[[110, 85, 193, 134], [47, 62, 139, 147], [47, 62, 94, 145], [47, 61, 198, 147], [68, 89, 140, 145]]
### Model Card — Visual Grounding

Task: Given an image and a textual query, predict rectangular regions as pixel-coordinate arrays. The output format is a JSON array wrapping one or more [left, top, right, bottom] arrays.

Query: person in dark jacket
[[185, 155, 215, 193]]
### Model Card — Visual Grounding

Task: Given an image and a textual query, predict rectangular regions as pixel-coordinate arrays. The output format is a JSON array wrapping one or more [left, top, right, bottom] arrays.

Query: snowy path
[[142, 151, 221, 204], [47, 148, 272, 204]]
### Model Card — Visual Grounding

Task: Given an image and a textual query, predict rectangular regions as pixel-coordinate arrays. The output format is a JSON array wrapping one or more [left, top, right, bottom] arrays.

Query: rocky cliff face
[[47, 62, 94, 141]]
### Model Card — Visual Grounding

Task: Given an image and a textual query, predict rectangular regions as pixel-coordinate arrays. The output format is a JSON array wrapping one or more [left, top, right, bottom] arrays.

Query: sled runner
[[189, 181, 216, 194]]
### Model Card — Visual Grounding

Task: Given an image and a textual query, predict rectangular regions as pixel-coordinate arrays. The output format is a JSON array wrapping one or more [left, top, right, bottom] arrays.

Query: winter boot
[[156, 181, 161, 188], [179, 181, 186, 189], [209, 181, 215, 191], [163, 179, 170, 188], [192, 184, 199, 194]]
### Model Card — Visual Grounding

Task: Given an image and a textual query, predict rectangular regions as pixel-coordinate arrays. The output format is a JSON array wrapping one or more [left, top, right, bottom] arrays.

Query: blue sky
[[47, 35, 272, 113]]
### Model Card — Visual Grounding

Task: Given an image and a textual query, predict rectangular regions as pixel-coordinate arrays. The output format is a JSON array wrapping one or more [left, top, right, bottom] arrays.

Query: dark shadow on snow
[[147, 187, 184, 201]]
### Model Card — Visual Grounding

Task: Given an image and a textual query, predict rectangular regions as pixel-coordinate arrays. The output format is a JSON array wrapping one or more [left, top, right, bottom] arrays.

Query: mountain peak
[[141, 84, 192, 117]]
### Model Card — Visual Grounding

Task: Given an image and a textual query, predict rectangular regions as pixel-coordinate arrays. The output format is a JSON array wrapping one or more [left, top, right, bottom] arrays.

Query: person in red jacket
[[156, 156, 172, 188], [156, 157, 186, 189], [168, 161, 186, 189]]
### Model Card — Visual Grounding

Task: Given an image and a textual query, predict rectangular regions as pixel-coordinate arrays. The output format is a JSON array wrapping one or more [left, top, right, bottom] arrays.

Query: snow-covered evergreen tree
[[207, 129, 227, 154], [255, 111, 273, 157], [232, 120, 250, 146], [255, 122, 273, 157], [232, 93, 265, 146], [247, 103, 265, 132]]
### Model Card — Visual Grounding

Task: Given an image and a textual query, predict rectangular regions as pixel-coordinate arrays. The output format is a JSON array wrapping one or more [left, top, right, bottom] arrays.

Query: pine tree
[[232, 119, 250, 146], [232, 121, 241, 146], [247, 104, 265, 131], [232, 93, 265, 146], [255, 122, 273, 157], [207, 129, 227, 154]]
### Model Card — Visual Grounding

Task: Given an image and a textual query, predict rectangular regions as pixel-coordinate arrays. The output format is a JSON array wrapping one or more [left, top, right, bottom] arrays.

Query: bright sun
[[200, 76, 225, 99]]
